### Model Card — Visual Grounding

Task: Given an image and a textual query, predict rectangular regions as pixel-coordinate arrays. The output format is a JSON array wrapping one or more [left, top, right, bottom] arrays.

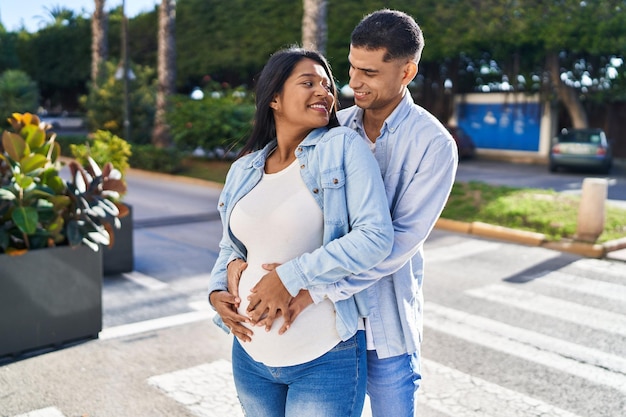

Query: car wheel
[[599, 162, 612, 175]]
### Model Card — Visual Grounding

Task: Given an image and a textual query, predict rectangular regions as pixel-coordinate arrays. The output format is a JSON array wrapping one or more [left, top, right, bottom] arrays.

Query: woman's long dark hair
[[238, 47, 340, 156]]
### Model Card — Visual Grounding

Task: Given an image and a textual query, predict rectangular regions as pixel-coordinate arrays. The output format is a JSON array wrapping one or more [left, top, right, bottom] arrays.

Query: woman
[[208, 47, 393, 417]]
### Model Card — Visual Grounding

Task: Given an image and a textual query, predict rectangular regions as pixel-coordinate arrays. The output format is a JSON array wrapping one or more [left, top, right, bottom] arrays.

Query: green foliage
[[70, 130, 132, 178], [128, 144, 182, 174], [0, 70, 39, 119], [167, 88, 254, 153], [0, 31, 20, 72], [0, 113, 127, 254], [15, 18, 91, 108], [442, 182, 626, 243], [81, 61, 156, 144]]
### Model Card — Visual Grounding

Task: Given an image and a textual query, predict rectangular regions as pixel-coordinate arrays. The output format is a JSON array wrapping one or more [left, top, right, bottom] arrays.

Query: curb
[[435, 218, 626, 259]]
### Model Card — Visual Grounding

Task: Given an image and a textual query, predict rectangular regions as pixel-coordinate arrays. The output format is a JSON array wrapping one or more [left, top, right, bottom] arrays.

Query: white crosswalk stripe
[[528, 270, 626, 301], [13, 408, 65, 417], [466, 284, 626, 336], [417, 359, 584, 417], [426, 303, 626, 393]]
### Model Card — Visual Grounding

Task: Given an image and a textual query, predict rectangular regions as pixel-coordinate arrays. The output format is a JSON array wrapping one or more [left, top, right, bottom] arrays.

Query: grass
[[442, 182, 626, 243], [174, 157, 626, 244]]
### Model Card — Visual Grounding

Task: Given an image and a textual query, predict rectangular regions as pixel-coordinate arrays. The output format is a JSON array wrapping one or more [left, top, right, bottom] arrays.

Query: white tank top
[[230, 158, 341, 366]]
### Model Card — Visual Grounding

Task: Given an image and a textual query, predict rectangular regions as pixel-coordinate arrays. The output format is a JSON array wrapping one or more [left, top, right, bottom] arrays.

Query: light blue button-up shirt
[[208, 126, 394, 341], [309, 91, 458, 358]]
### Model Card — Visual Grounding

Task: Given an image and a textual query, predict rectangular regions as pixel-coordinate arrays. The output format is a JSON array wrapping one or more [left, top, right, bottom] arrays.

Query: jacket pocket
[[321, 167, 347, 227]]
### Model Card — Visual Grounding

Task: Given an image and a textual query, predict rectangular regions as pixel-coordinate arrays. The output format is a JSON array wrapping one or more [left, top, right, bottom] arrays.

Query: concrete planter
[[103, 203, 134, 275], [0, 245, 103, 358]]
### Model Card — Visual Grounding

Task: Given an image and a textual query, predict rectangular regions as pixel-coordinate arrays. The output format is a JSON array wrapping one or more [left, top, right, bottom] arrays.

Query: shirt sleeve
[[309, 136, 458, 303], [275, 131, 395, 297]]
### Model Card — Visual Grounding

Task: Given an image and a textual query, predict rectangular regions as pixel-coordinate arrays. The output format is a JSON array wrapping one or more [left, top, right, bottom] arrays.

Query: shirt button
[[297, 147, 303, 152], [333, 178, 338, 184], [219, 202, 224, 207], [300, 164, 305, 169], [312, 188, 319, 194]]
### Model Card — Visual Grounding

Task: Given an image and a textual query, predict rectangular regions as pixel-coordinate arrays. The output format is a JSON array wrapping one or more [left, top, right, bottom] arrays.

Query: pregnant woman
[[208, 47, 393, 417]]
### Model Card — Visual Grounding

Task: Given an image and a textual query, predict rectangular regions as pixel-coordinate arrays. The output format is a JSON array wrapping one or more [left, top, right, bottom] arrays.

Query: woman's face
[[271, 58, 335, 135]]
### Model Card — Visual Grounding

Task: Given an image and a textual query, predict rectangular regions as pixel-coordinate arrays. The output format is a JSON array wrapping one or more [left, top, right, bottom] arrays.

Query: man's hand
[[278, 289, 314, 335], [227, 258, 248, 308], [210, 290, 253, 342], [247, 265, 292, 331]]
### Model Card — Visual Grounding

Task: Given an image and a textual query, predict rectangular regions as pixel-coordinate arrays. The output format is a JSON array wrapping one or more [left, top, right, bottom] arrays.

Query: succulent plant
[[0, 112, 127, 255]]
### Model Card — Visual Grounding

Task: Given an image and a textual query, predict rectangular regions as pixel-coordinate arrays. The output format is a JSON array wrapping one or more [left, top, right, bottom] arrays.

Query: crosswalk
[[147, 249, 625, 417], [8, 241, 626, 417]]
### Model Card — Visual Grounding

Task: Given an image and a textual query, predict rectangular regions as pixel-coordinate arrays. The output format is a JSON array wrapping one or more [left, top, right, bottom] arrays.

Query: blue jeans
[[232, 331, 366, 417], [366, 350, 421, 417]]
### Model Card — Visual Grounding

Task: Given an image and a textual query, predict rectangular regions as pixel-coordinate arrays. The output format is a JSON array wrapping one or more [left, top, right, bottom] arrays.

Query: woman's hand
[[209, 290, 253, 342], [246, 266, 292, 331], [227, 258, 248, 308]]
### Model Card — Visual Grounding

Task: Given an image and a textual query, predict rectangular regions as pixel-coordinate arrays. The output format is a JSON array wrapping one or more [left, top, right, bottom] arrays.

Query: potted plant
[[0, 113, 126, 358], [70, 130, 134, 275]]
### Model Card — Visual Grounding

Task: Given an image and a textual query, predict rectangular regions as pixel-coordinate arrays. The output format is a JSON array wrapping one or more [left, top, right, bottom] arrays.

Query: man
[[227, 9, 458, 417], [309, 9, 458, 416]]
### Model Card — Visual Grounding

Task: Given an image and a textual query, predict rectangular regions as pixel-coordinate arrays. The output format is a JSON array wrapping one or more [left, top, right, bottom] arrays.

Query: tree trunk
[[152, 0, 176, 148], [546, 51, 588, 129], [91, 0, 108, 86], [301, 0, 327, 54]]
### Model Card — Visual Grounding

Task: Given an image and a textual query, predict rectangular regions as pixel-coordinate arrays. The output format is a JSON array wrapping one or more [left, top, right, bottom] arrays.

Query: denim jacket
[[208, 126, 394, 341], [309, 92, 459, 358]]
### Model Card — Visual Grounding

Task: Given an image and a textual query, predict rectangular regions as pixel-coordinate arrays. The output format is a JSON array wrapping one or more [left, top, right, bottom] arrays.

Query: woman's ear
[[269, 94, 280, 110]]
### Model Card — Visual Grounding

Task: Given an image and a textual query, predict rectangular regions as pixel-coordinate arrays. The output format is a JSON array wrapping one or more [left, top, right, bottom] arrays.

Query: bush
[[0, 70, 38, 121], [167, 88, 254, 154], [70, 130, 132, 177], [81, 60, 156, 144], [128, 144, 182, 174]]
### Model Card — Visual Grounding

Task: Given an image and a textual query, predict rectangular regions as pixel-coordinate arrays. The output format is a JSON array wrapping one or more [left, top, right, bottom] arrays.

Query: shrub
[[128, 144, 182, 174], [81, 60, 156, 144], [70, 130, 132, 177], [0, 70, 38, 121], [167, 89, 254, 154]]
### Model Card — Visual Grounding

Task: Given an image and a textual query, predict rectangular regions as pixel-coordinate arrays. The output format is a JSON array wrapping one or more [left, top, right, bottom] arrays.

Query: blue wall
[[456, 101, 542, 151]]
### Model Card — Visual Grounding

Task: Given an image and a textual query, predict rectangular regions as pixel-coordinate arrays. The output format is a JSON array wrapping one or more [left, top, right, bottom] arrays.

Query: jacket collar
[[247, 127, 328, 169]]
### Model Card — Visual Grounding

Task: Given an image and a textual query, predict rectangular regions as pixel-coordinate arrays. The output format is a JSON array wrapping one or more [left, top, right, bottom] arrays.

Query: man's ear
[[402, 61, 418, 86]]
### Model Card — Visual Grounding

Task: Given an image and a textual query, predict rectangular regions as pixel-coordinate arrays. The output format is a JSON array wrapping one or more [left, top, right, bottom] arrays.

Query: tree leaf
[[12, 206, 38, 235]]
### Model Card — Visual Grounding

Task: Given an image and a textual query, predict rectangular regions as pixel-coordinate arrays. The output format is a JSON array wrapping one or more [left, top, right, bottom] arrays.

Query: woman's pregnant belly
[[236, 263, 341, 367]]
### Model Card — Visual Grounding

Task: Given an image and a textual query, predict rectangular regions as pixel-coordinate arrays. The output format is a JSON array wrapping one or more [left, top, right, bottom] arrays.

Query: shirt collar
[[350, 88, 413, 135]]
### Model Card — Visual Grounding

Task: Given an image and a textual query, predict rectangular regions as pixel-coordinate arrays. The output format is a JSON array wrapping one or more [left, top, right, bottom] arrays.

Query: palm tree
[[301, 0, 327, 54], [152, 0, 176, 148], [36, 5, 76, 29], [91, 0, 108, 85]]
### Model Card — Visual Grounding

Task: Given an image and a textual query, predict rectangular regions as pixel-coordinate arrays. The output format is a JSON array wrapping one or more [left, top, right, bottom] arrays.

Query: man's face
[[347, 45, 414, 115]]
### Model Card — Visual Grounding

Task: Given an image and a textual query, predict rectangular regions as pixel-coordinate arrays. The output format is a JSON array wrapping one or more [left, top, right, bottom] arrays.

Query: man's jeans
[[232, 331, 366, 417], [367, 350, 421, 417]]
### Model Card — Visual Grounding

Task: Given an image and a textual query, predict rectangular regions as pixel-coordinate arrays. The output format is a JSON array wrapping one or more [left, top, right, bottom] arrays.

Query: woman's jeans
[[232, 330, 366, 417], [366, 350, 421, 417]]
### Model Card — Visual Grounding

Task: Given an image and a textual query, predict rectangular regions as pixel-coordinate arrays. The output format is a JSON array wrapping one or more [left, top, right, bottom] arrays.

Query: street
[[1, 160, 625, 417]]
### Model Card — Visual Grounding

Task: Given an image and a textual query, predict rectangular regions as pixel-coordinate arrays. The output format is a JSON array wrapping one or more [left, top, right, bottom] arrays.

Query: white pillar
[[576, 178, 608, 242]]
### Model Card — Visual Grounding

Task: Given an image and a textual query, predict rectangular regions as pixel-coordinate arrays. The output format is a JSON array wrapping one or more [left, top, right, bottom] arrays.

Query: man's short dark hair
[[351, 9, 424, 63]]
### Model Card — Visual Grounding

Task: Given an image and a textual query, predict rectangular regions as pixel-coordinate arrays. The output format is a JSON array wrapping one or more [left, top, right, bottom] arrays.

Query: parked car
[[549, 128, 612, 174], [446, 125, 476, 159], [38, 112, 86, 130]]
